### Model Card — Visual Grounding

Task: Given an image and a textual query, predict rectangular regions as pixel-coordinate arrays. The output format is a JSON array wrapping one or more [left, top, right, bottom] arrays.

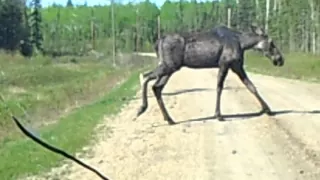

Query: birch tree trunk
[[265, 0, 270, 33], [227, 8, 231, 27], [317, 6, 320, 54], [308, 0, 316, 54]]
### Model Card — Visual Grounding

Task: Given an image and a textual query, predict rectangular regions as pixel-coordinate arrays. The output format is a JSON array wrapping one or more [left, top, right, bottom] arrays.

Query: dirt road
[[27, 65, 320, 180]]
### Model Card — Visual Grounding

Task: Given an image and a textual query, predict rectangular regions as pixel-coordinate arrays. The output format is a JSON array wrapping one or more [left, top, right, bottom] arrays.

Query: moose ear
[[250, 24, 264, 35]]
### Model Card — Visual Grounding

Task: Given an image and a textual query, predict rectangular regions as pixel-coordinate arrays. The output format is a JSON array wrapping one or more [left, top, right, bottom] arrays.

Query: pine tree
[[20, 0, 33, 57], [30, 0, 44, 53], [66, 0, 73, 7], [0, 0, 26, 52], [234, 0, 255, 31]]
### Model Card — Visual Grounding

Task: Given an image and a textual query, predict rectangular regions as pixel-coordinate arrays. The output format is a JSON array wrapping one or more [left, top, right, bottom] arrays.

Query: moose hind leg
[[152, 74, 175, 125], [231, 64, 274, 115], [139, 70, 154, 87], [136, 69, 158, 118]]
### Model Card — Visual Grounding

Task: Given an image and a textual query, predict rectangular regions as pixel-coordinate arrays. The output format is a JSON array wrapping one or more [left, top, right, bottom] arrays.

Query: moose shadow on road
[[128, 86, 243, 101], [174, 110, 320, 125], [150, 110, 320, 127], [162, 88, 213, 96], [162, 86, 240, 96], [130, 87, 320, 127]]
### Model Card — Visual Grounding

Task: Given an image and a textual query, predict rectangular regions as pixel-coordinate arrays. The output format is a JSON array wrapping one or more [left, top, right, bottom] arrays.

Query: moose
[[136, 24, 284, 125]]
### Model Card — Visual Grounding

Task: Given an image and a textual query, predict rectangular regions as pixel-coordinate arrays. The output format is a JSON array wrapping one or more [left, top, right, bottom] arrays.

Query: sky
[[40, 0, 167, 8]]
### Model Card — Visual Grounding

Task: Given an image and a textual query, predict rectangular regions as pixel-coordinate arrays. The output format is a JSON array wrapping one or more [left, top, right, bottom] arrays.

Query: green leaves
[[1, 0, 319, 55]]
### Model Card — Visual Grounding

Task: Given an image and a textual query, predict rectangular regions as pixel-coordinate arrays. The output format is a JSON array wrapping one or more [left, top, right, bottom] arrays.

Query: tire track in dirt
[[249, 73, 320, 178], [25, 67, 320, 180]]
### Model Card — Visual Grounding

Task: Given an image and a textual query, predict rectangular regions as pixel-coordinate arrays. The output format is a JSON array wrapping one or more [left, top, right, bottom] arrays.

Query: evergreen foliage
[[0, 0, 319, 56]]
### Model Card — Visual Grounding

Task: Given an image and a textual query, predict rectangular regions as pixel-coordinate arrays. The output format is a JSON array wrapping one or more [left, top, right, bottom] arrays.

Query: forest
[[0, 0, 319, 57]]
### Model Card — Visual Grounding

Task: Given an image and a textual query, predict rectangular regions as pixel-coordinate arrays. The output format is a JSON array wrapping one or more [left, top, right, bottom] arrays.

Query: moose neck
[[239, 33, 262, 50]]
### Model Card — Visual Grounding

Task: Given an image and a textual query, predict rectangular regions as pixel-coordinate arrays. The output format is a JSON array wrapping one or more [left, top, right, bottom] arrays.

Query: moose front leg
[[231, 64, 274, 116], [214, 65, 229, 121]]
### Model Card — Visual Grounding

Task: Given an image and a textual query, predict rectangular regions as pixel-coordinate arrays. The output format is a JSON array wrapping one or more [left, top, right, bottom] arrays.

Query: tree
[[20, 0, 33, 57], [14, 0, 319, 55], [30, 0, 44, 52], [0, 0, 28, 52], [66, 0, 73, 7]]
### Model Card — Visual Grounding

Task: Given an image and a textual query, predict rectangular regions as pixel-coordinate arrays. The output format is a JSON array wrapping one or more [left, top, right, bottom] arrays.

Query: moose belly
[[183, 41, 222, 68]]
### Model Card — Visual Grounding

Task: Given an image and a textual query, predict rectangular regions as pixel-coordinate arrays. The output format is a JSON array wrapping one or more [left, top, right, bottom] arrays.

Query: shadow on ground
[[162, 88, 214, 96], [128, 86, 244, 101], [177, 110, 320, 124], [150, 110, 320, 127]]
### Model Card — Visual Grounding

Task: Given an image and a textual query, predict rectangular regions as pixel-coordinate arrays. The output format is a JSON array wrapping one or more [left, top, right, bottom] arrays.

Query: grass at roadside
[[0, 53, 156, 139], [0, 65, 153, 180], [0, 54, 118, 140], [245, 51, 320, 82], [0, 52, 157, 180]]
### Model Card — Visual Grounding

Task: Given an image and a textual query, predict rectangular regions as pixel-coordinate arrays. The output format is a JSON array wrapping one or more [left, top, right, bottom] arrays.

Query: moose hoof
[[263, 108, 275, 116], [167, 119, 176, 125], [266, 111, 276, 116], [215, 114, 225, 121], [217, 116, 225, 121], [136, 106, 147, 117]]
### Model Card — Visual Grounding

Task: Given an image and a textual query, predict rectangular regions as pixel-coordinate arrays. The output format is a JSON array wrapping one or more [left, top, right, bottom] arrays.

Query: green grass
[[0, 53, 155, 139], [0, 54, 118, 138], [245, 51, 320, 82], [0, 70, 144, 180], [0, 52, 157, 179]]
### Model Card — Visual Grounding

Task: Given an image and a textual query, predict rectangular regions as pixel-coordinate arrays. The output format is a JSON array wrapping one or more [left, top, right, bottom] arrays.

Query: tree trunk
[[157, 15, 161, 39], [255, 0, 260, 22], [308, 0, 316, 54], [227, 8, 231, 27], [305, 20, 309, 52], [265, 0, 270, 33]]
